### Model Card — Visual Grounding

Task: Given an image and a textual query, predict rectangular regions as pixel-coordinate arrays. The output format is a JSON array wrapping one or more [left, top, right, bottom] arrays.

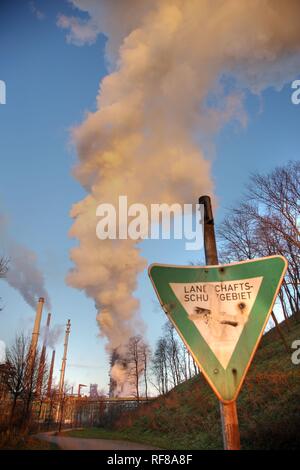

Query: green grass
[[67, 316, 300, 450], [65, 427, 136, 442]]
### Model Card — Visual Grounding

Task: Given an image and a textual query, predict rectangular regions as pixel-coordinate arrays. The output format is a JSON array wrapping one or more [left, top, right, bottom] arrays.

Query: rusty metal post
[[219, 401, 240, 450], [199, 195, 241, 451], [199, 196, 218, 265], [47, 349, 55, 397]]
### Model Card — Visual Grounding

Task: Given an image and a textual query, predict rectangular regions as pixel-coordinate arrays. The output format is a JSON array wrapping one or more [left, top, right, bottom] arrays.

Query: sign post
[[148, 196, 287, 450], [199, 196, 240, 450]]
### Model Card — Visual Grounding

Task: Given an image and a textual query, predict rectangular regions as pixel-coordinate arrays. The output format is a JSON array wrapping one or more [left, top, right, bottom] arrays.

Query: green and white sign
[[148, 255, 287, 402]]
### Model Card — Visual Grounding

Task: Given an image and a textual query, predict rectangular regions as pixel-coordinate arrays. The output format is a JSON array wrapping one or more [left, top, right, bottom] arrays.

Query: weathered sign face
[[148, 256, 287, 402]]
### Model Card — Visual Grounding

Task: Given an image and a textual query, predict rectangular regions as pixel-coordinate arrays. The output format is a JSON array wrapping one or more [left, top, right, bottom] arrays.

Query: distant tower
[[26, 297, 44, 386], [78, 383, 87, 397], [90, 384, 98, 398], [58, 319, 71, 397], [47, 349, 55, 397]]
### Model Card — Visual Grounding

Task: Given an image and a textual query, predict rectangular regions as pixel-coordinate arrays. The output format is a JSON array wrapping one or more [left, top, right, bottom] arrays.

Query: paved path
[[36, 432, 159, 450]]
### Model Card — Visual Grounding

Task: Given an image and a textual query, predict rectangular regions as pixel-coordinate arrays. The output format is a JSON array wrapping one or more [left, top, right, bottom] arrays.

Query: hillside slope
[[113, 317, 300, 450]]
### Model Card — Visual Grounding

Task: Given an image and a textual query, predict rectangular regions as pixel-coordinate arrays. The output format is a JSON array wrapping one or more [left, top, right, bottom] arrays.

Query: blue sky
[[0, 1, 299, 394]]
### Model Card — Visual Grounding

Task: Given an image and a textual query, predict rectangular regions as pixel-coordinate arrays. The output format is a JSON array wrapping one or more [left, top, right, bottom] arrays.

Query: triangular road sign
[[148, 255, 287, 403]]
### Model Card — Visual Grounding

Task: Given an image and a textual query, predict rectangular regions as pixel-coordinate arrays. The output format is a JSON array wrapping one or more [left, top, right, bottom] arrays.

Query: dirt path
[[36, 432, 159, 450]]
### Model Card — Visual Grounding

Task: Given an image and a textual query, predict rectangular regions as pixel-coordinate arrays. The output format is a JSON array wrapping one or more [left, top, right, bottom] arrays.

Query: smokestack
[[47, 349, 55, 397], [27, 297, 45, 379], [58, 319, 71, 397], [36, 312, 51, 396]]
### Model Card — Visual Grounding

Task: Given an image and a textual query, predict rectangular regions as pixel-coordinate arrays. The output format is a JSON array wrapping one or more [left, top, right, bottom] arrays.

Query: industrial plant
[[0, 297, 145, 433]]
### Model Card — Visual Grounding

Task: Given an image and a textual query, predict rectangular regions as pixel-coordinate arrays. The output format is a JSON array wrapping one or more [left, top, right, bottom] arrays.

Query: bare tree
[[247, 161, 300, 251], [126, 335, 149, 402], [218, 161, 300, 326], [151, 322, 200, 394], [141, 342, 151, 399], [164, 323, 181, 387], [218, 207, 258, 263], [245, 163, 300, 320], [4, 334, 28, 425], [152, 337, 169, 395], [21, 343, 43, 429]]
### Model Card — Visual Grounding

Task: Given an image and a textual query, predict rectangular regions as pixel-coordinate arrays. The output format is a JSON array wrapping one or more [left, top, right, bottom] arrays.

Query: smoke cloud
[[0, 215, 51, 310], [40, 323, 63, 349], [110, 361, 129, 396], [61, 1, 300, 364]]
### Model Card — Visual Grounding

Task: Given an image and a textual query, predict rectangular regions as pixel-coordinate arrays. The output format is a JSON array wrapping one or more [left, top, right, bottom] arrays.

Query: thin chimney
[[47, 349, 55, 397], [58, 319, 71, 397], [27, 297, 44, 381], [36, 312, 51, 396]]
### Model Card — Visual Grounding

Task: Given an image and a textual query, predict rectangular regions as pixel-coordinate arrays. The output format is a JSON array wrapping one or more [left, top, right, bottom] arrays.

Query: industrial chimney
[[56, 320, 71, 423], [58, 319, 71, 397], [47, 349, 55, 397], [36, 312, 51, 396], [26, 297, 45, 383]]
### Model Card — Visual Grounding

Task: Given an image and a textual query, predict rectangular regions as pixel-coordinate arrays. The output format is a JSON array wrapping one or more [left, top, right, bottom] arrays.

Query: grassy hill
[[68, 316, 300, 450]]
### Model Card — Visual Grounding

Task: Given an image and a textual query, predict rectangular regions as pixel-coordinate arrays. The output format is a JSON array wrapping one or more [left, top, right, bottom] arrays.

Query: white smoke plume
[[61, 1, 300, 370], [40, 323, 63, 349], [0, 215, 51, 310], [110, 361, 129, 397]]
